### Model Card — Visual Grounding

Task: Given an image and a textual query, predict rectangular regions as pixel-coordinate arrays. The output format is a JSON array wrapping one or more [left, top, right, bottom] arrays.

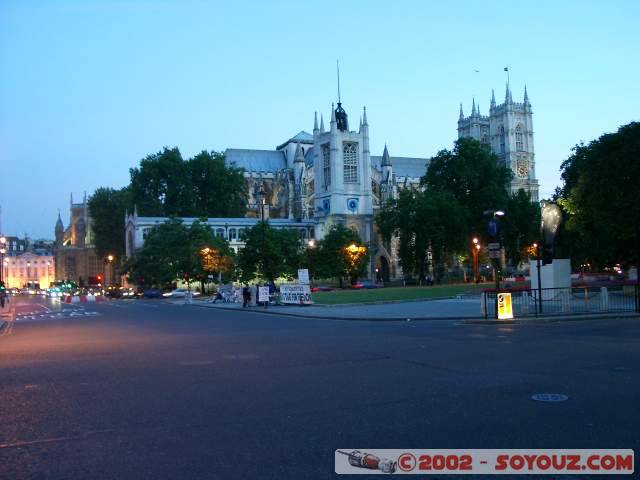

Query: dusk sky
[[1, 0, 638, 239]]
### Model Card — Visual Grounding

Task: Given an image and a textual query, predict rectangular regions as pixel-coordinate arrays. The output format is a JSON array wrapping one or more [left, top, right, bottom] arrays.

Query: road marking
[[0, 430, 114, 450], [180, 360, 215, 366]]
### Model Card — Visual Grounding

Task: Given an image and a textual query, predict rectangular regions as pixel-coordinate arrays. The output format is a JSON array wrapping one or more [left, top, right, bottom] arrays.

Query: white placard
[[258, 286, 270, 303], [297, 268, 310, 285], [280, 284, 313, 305]]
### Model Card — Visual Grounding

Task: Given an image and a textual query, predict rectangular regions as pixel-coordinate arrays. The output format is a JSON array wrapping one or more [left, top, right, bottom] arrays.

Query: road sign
[[489, 250, 501, 259], [488, 242, 500, 250], [488, 219, 499, 238], [497, 292, 514, 319]]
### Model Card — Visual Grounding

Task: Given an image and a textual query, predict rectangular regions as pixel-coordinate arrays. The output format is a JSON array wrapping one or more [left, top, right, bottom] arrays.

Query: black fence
[[483, 284, 640, 319]]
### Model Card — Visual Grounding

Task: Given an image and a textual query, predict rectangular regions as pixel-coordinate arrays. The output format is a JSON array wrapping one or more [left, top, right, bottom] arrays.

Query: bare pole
[[336, 59, 341, 103]]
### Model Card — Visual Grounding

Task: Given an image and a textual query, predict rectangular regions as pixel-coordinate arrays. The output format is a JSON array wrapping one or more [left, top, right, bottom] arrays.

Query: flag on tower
[[504, 66, 509, 71]]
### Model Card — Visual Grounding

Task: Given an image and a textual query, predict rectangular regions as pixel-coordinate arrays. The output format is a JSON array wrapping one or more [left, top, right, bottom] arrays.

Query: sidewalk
[[184, 297, 481, 320]]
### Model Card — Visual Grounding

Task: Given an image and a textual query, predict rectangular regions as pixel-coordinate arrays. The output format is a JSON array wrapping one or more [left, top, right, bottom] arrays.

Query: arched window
[[322, 144, 331, 189], [343, 142, 359, 183], [515, 124, 524, 151], [228, 228, 237, 241], [238, 229, 246, 240], [215, 228, 225, 238], [499, 126, 505, 154]]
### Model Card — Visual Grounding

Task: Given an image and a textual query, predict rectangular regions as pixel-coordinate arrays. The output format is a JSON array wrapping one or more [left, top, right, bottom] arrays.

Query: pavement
[[179, 296, 483, 320], [0, 295, 639, 479]]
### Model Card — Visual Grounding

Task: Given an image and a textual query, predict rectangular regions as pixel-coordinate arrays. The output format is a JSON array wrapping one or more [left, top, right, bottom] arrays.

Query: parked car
[[162, 288, 201, 298], [311, 285, 334, 292], [351, 280, 379, 289], [143, 288, 163, 299]]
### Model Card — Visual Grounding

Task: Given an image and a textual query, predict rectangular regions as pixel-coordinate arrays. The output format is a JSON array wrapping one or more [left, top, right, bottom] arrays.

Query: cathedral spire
[[459, 103, 464, 120], [330, 103, 336, 124], [471, 97, 476, 116], [491, 89, 496, 108], [362, 106, 368, 126], [313, 111, 318, 133], [320, 113, 325, 133], [524, 84, 530, 105], [505, 81, 512, 104], [381, 143, 391, 166]]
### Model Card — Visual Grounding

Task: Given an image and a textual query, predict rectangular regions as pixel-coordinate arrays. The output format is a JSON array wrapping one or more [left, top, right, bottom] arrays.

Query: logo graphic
[[347, 198, 359, 213], [323, 199, 331, 214]]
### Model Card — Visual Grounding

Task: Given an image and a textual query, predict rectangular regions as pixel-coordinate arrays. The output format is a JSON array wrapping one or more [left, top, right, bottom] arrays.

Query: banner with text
[[280, 284, 313, 305]]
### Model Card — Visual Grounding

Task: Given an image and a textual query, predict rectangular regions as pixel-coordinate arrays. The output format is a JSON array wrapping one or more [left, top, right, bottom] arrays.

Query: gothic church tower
[[458, 84, 539, 201], [312, 102, 373, 242]]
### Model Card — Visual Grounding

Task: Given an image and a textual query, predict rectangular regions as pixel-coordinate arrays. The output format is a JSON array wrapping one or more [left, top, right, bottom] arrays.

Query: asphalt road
[[0, 295, 638, 479]]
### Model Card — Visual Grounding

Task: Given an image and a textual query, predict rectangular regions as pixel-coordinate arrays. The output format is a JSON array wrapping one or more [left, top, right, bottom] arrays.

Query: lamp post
[[107, 254, 114, 286], [0, 236, 6, 284], [471, 237, 480, 283], [484, 209, 505, 318], [533, 242, 543, 314], [257, 186, 267, 284]]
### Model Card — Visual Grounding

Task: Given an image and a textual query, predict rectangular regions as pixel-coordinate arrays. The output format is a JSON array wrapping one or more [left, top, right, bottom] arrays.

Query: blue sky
[[1, 0, 638, 239]]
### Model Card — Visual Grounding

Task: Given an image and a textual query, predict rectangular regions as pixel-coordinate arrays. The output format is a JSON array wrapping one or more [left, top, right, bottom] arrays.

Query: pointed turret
[[471, 98, 476, 116], [524, 85, 530, 105], [505, 81, 512, 104], [313, 111, 319, 133], [320, 114, 325, 133], [362, 106, 368, 126], [330, 103, 336, 128], [459, 103, 464, 120], [491, 89, 496, 109], [381, 144, 391, 166], [55, 212, 64, 245]]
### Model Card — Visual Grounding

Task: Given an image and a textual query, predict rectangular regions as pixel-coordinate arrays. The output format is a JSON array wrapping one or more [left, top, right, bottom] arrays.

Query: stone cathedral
[[125, 84, 538, 281]]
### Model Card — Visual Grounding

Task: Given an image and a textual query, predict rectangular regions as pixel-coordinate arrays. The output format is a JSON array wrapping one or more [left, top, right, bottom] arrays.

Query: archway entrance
[[376, 256, 390, 283]]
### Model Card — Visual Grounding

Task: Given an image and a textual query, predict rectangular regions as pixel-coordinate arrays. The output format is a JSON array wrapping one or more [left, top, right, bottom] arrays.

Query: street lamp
[[532, 242, 543, 314], [484, 209, 506, 318], [106, 254, 115, 286], [257, 186, 268, 284], [0, 236, 6, 285], [471, 237, 480, 283]]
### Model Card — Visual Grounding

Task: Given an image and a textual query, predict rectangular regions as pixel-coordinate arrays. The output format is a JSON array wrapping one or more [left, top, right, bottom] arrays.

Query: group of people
[[242, 282, 276, 308]]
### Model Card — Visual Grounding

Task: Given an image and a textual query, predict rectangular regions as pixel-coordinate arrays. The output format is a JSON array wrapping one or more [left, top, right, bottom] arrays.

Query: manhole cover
[[531, 393, 569, 402]]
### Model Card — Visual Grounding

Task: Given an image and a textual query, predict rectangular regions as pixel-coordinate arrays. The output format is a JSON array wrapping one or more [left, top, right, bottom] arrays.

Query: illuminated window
[[343, 142, 359, 183], [322, 144, 331, 189], [515, 124, 524, 151]]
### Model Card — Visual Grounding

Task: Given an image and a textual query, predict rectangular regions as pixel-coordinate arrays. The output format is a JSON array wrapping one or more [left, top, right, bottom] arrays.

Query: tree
[[88, 187, 131, 261], [311, 224, 369, 286], [236, 222, 303, 282], [422, 137, 512, 238], [124, 219, 232, 289], [187, 151, 247, 217], [376, 189, 466, 282], [555, 121, 640, 268], [501, 190, 541, 268], [129, 147, 191, 217], [128, 148, 247, 218]]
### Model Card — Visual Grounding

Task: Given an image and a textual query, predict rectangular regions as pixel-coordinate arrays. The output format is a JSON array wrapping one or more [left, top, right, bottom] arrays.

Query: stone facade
[[457, 83, 539, 201], [54, 193, 105, 285]]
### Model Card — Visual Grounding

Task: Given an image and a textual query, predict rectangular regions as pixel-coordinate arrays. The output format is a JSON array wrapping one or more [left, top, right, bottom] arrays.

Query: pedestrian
[[242, 284, 250, 308], [249, 284, 257, 307], [0, 288, 5, 309]]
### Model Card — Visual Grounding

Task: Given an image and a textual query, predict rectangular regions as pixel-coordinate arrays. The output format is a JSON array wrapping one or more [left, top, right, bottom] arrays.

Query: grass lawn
[[312, 284, 488, 305]]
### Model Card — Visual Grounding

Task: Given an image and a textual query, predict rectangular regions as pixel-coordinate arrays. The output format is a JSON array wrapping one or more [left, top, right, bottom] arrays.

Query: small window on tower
[[343, 142, 359, 184], [499, 126, 505, 154]]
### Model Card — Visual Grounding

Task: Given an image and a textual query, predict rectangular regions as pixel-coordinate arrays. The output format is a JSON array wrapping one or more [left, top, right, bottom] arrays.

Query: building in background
[[1, 236, 54, 289], [457, 83, 539, 201], [54, 193, 105, 285]]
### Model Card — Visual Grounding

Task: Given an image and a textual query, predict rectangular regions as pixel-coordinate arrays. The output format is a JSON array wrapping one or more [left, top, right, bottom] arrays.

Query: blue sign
[[322, 199, 331, 214], [346, 198, 359, 213], [488, 219, 499, 238]]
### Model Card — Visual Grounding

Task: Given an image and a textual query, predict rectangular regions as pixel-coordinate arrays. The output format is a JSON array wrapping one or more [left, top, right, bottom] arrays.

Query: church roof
[[371, 155, 430, 179], [224, 149, 286, 173], [276, 131, 314, 150]]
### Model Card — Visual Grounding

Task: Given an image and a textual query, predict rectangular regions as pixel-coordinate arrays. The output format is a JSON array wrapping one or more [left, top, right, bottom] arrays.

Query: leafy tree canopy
[[87, 187, 131, 261], [555, 121, 640, 268], [236, 222, 303, 282], [307, 224, 369, 284]]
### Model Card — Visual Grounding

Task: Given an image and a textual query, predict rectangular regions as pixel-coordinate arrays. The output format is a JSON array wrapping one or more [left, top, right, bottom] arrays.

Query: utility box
[[530, 259, 571, 300]]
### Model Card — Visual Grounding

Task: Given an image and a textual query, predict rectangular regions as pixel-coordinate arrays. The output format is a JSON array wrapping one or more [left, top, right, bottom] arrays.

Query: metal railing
[[482, 284, 639, 319]]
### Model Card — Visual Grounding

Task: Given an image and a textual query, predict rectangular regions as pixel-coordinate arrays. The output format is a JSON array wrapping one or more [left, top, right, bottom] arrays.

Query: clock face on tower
[[517, 159, 529, 178]]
